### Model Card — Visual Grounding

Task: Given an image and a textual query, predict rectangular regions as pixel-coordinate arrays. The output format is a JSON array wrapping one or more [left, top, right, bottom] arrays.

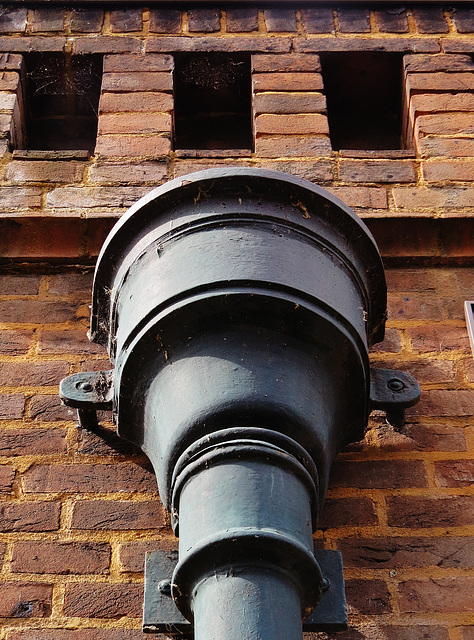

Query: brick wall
[[0, 4, 473, 640]]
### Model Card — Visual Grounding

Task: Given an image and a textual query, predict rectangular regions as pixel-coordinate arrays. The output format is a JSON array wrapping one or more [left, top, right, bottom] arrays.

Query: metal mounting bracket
[[370, 368, 420, 428], [143, 549, 347, 635], [59, 370, 113, 431]]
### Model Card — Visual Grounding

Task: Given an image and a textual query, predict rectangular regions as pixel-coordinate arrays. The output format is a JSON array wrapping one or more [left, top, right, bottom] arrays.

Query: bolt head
[[387, 378, 405, 392], [77, 381, 93, 392]]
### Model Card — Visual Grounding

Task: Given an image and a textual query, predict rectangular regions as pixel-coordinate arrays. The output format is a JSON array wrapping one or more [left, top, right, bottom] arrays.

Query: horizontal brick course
[[0, 330, 33, 354], [254, 92, 326, 114], [72, 37, 140, 55], [0, 427, 67, 456], [255, 113, 329, 135], [393, 186, 474, 209], [404, 54, 474, 73], [0, 186, 42, 208], [418, 137, 474, 158], [398, 579, 474, 613], [99, 91, 173, 113], [226, 8, 259, 33], [46, 186, 150, 209], [104, 53, 173, 73], [434, 460, 474, 487], [119, 541, 176, 572], [11, 541, 111, 575], [345, 579, 391, 615], [64, 583, 142, 618], [407, 71, 474, 93], [422, 159, 474, 182], [71, 500, 167, 530], [339, 160, 416, 183], [0, 502, 60, 532], [0, 300, 78, 324], [0, 361, 69, 387], [146, 36, 291, 54], [387, 495, 474, 528], [102, 72, 172, 93], [0, 582, 52, 618], [98, 113, 171, 135], [252, 54, 321, 73], [253, 73, 324, 92], [5, 161, 85, 184], [95, 135, 171, 158], [329, 459, 427, 489], [295, 38, 440, 53], [29, 395, 75, 422], [319, 497, 377, 529], [88, 162, 167, 185], [416, 113, 474, 137], [255, 136, 331, 158]]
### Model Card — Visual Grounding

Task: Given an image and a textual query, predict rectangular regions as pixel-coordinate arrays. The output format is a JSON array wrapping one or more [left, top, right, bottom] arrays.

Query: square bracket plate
[[143, 549, 347, 635]]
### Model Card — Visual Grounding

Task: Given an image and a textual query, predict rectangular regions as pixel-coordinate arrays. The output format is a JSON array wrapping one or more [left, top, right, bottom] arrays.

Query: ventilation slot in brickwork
[[320, 53, 404, 151], [173, 52, 252, 151], [21, 52, 102, 153]]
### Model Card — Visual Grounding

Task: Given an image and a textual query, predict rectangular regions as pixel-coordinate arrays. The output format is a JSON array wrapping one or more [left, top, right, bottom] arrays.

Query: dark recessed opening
[[173, 52, 252, 151], [320, 53, 404, 151], [22, 52, 102, 152]]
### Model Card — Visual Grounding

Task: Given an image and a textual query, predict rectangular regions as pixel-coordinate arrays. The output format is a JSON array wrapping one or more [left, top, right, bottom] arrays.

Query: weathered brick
[[0, 427, 66, 456], [345, 579, 391, 614], [64, 582, 142, 618], [47, 185, 149, 209], [252, 54, 321, 73], [102, 72, 172, 92], [319, 497, 377, 529], [98, 113, 171, 135], [89, 162, 167, 185], [30, 8, 65, 32], [339, 160, 416, 183], [257, 159, 333, 183], [0, 541, 5, 565], [461, 627, 474, 640], [386, 268, 461, 294], [0, 92, 16, 110], [337, 8, 370, 33], [70, 9, 104, 33], [393, 186, 474, 209], [0, 8, 27, 33], [5, 161, 84, 184], [110, 9, 142, 33], [0, 274, 40, 294], [38, 329, 101, 354], [146, 36, 291, 54], [408, 325, 470, 352], [375, 8, 409, 33], [329, 460, 427, 489], [404, 54, 474, 73], [23, 463, 156, 494], [0, 330, 33, 355], [254, 92, 326, 114], [6, 631, 144, 640], [419, 137, 474, 158], [412, 93, 474, 118], [301, 8, 334, 34], [119, 541, 176, 572], [0, 465, 14, 493], [77, 423, 142, 457], [0, 361, 69, 387], [29, 395, 75, 422], [226, 8, 258, 33], [72, 37, 140, 55], [11, 542, 110, 574], [387, 495, 474, 528], [422, 159, 474, 182], [339, 536, 473, 568], [374, 422, 467, 453], [99, 92, 173, 113], [149, 10, 181, 33], [95, 135, 171, 158], [104, 53, 173, 73], [434, 460, 474, 487], [255, 136, 332, 158], [452, 7, 474, 33], [188, 9, 220, 33], [48, 272, 94, 296], [413, 8, 449, 33], [0, 502, 60, 532], [0, 394, 24, 419], [398, 578, 474, 613], [253, 72, 324, 92], [0, 582, 52, 618], [71, 500, 167, 530], [0, 300, 77, 323], [370, 327, 401, 352], [264, 8, 297, 32], [0, 186, 42, 208], [0, 37, 65, 53], [327, 186, 388, 209], [256, 113, 329, 135], [388, 294, 463, 321], [407, 72, 474, 92]]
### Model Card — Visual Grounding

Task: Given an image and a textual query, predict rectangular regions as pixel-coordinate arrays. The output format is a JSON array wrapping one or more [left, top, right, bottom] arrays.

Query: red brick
[[252, 54, 321, 73], [412, 93, 474, 118], [377, 358, 456, 384], [434, 460, 474, 487], [345, 579, 391, 614], [11, 541, 110, 574], [295, 38, 439, 54], [264, 8, 297, 32], [98, 113, 171, 135], [149, 10, 181, 34], [254, 92, 326, 115], [7, 632, 144, 640], [0, 394, 24, 419], [119, 541, 176, 572], [64, 582, 142, 618], [0, 71, 19, 91], [38, 330, 100, 354], [256, 113, 329, 135], [0, 465, 14, 493], [408, 390, 474, 417], [339, 160, 416, 183], [110, 9, 142, 33], [339, 536, 473, 569], [408, 325, 470, 352], [29, 395, 75, 422], [319, 497, 377, 529], [70, 9, 104, 32], [0, 582, 52, 618], [404, 54, 474, 73], [413, 8, 449, 33], [0, 300, 77, 323], [89, 162, 167, 185], [0, 502, 60, 532], [330, 460, 427, 489], [407, 72, 474, 94], [48, 272, 94, 296], [327, 186, 388, 209], [0, 54, 22, 71], [226, 8, 258, 33], [95, 135, 171, 158], [99, 91, 173, 113], [0, 427, 66, 456], [370, 328, 401, 352], [0, 330, 33, 354], [72, 37, 140, 55], [30, 8, 65, 32], [104, 54, 172, 73], [23, 463, 156, 494], [422, 159, 474, 182], [257, 159, 333, 182], [0, 8, 27, 33], [386, 268, 459, 293], [393, 186, 474, 209], [337, 8, 371, 33], [452, 7, 474, 33], [439, 40, 474, 54], [255, 136, 331, 158], [77, 424, 142, 457], [71, 500, 167, 530], [416, 113, 474, 137], [387, 495, 474, 528], [5, 161, 85, 184], [376, 8, 409, 33], [146, 36, 291, 54], [187, 9, 220, 33], [253, 73, 324, 92], [301, 8, 334, 33], [0, 37, 65, 53], [102, 71, 172, 92], [46, 186, 149, 209], [461, 627, 474, 640], [0, 361, 69, 387], [398, 578, 474, 613], [0, 186, 42, 208], [0, 274, 40, 295]]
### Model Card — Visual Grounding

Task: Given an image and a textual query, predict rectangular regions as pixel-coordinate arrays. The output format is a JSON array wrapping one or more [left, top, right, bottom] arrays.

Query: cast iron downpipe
[[60, 169, 419, 640]]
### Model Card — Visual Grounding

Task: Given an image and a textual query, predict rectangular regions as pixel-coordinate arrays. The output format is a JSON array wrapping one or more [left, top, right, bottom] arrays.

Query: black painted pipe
[[87, 168, 387, 639]]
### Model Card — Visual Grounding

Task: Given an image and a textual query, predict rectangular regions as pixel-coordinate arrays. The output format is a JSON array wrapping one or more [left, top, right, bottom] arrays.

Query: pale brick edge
[[0, 53, 24, 155]]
